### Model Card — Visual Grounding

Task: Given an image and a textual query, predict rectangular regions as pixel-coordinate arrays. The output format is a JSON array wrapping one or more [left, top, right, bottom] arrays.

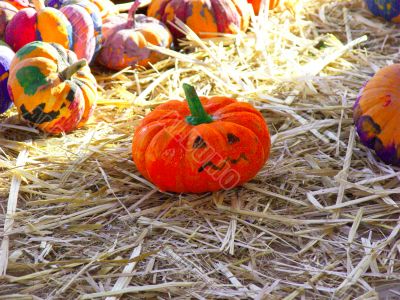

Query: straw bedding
[[1, 0, 400, 298]]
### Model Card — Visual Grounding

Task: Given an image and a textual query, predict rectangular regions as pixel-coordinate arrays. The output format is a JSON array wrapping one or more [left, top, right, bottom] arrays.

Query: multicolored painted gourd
[[0, 1, 17, 40], [247, 0, 280, 15], [147, 0, 250, 39], [364, 0, 400, 22], [354, 64, 400, 166], [60, 4, 96, 61], [8, 41, 98, 134], [46, 0, 103, 53], [5, 0, 73, 52], [132, 84, 271, 193], [97, 0, 172, 70], [6, 0, 96, 61], [0, 42, 15, 114]]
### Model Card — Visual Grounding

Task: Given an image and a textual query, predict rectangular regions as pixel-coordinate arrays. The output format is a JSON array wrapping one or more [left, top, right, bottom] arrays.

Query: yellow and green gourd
[[8, 41, 98, 134]]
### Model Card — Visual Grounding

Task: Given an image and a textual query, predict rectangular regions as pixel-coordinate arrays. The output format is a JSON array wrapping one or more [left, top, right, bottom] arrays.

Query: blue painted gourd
[[364, 0, 400, 22], [0, 42, 15, 114]]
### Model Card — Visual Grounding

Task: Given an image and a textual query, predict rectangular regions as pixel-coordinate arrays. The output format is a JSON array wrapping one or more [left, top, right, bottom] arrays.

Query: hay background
[[1, 0, 400, 299]]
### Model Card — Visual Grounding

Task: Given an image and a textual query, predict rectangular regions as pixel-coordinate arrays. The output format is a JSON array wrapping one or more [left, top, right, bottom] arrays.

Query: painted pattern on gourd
[[8, 41, 97, 134]]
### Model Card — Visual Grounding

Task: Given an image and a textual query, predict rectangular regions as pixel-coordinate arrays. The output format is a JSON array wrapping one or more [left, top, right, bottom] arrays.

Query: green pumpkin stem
[[183, 84, 213, 126], [59, 59, 87, 81], [127, 0, 141, 28]]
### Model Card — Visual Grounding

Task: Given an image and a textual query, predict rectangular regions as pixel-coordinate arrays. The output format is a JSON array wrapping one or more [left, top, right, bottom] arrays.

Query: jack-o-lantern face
[[354, 64, 400, 165], [132, 84, 271, 193]]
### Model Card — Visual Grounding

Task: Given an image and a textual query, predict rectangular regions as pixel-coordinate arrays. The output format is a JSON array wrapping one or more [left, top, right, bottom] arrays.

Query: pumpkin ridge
[[213, 116, 269, 161]]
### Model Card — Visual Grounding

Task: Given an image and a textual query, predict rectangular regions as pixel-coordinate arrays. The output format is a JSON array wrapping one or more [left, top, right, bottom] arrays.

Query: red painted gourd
[[5, 0, 96, 61], [5, 0, 73, 52], [147, 0, 250, 39], [0, 1, 17, 40], [8, 41, 98, 134], [132, 84, 271, 193], [97, 0, 172, 70]]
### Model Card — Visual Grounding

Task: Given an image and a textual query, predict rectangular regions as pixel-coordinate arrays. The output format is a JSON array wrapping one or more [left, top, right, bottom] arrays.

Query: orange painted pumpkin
[[247, 0, 280, 15], [132, 84, 271, 193], [354, 64, 400, 165], [97, 0, 172, 70], [8, 41, 98, 134], [147, 0, 250, 39]]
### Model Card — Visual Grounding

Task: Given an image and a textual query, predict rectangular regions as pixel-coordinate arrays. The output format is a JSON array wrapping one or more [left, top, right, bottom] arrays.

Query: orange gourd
[[354, 64, 400, 165], [132, 84, 271, 193], [147, 0, 250, 39]]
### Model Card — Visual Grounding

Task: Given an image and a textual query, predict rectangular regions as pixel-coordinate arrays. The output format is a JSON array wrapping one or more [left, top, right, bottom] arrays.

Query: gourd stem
[[32, 0, 44, 11], [127, 0, 141, 28], [183, 83, 213, 125], [59, 59, 87, 81]]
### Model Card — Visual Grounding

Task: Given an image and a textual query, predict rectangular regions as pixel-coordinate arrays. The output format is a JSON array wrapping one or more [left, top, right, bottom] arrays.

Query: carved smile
[[198, 153, 248, 173]]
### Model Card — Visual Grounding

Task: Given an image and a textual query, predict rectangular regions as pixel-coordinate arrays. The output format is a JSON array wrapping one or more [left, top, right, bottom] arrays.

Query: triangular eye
[[227, 133, 240, 144], [193, 136, 207, 148]]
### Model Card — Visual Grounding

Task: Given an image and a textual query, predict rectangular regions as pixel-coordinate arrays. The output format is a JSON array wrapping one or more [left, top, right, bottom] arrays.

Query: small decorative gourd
[[8, 41, 98, 134], [354, 64, 400, 165], [247, 0, 280, 15], [364, 0, 400, 22], [0, 1, 17, 40], [60, 3, 96, 61], [147, 0, 250, 39], [5, 0, 73, 52], [0, 42, 15, 114], [46, 0, 103, 54], [132, 84, 271, 193], [97, 0, 172, 70], [5, 0, 96, 61]]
